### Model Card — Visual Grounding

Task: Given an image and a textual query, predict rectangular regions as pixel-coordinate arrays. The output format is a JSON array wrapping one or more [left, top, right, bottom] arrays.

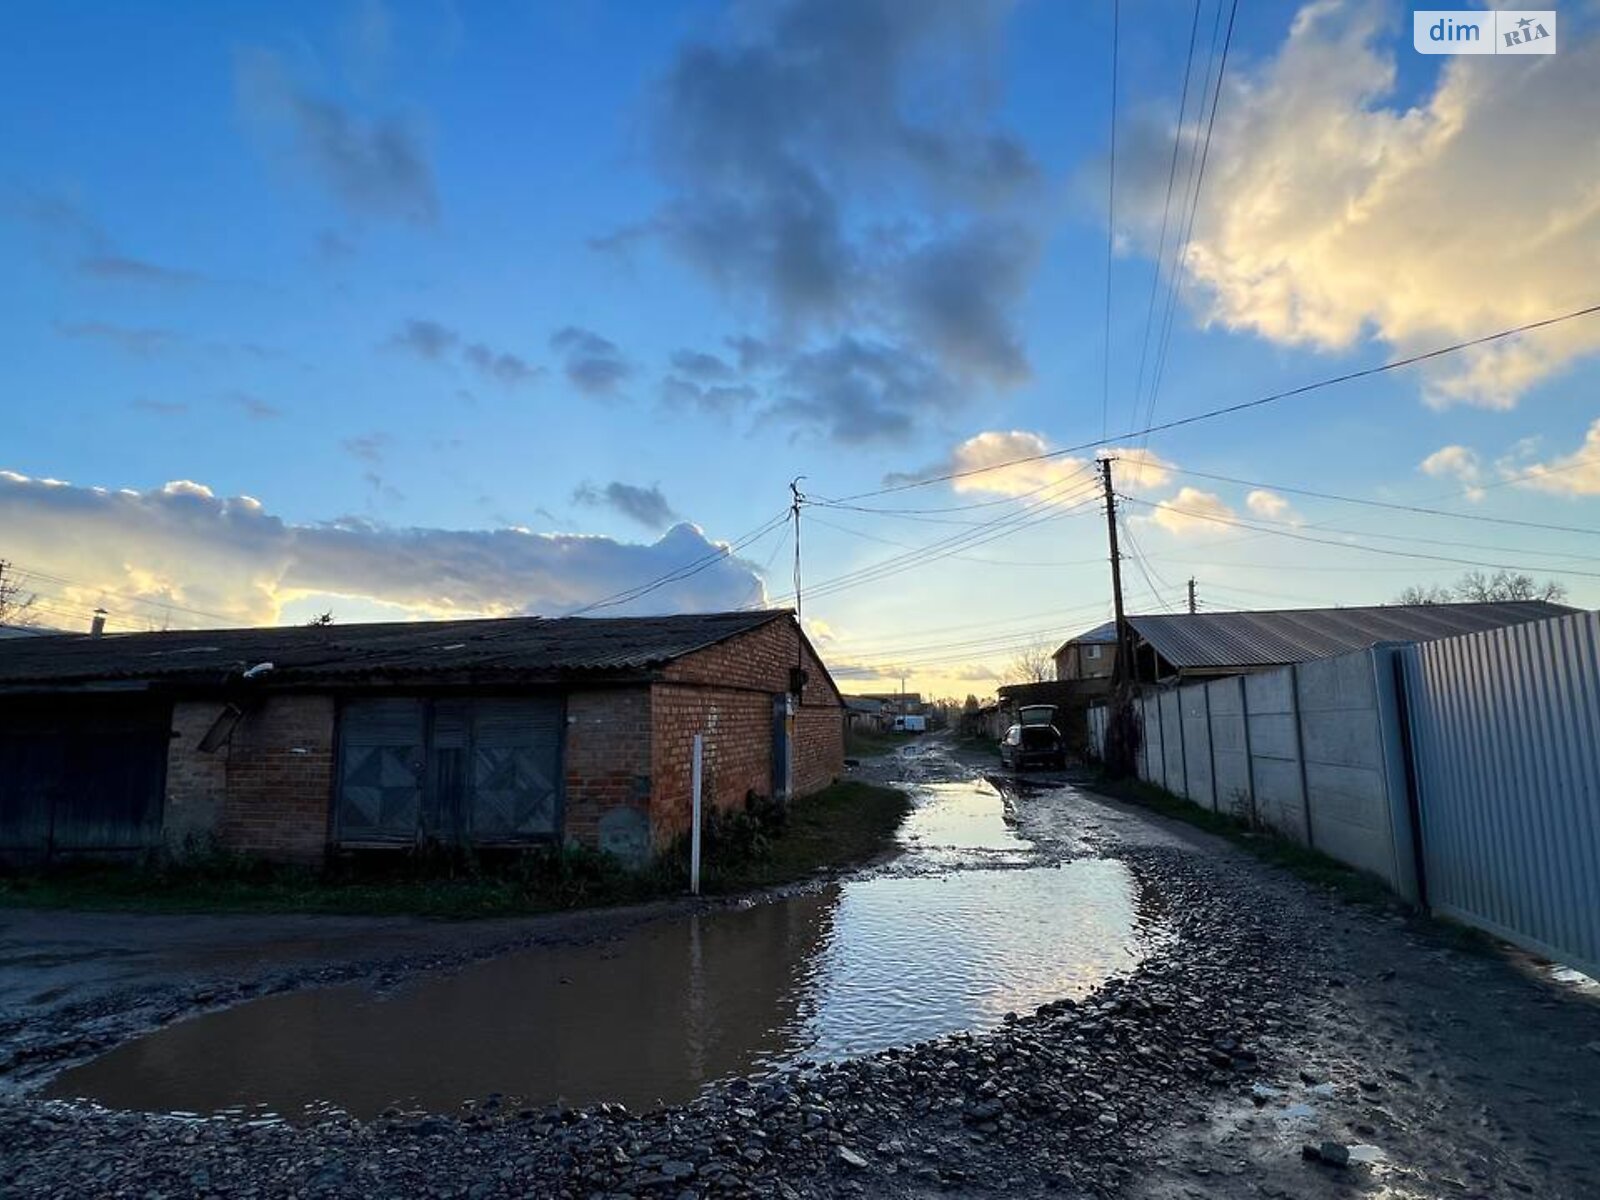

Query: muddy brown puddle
[[43, 777, 1157, 1121]]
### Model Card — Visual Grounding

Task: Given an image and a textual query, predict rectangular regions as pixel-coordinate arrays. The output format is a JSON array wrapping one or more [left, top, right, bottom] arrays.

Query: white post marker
[[690, 733, 704, 895]]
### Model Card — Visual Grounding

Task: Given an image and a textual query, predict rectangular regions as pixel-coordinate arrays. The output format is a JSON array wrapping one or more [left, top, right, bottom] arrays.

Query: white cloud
[[1419, 443, 1486, 500], [0, 471, 766, 629], [1507, 418, 1600, 497], [1124, 1, 1600, 410], [806, 617, 840, 645], [904, 430, 1174, 499], [1245, 488, 1303, 523], [1144, 486, 1237, 537]]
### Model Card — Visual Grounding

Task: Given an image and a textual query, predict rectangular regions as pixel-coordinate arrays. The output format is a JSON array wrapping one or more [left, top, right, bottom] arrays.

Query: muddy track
[[3, 740, 1599, 1198]]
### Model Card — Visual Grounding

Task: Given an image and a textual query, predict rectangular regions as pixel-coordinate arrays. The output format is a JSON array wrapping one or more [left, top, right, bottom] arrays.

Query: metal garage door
[[337, 696, 562, 847], [0, 699, 169, 861]]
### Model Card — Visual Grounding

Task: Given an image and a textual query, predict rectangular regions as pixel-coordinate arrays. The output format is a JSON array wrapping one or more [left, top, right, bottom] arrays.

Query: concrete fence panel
[[1159, 690, 1185, 799], [1207, 676, 1252, 819], [1180, 686, 1215, 809], [1140, 694, 1160, 787], [1295, 650, 1405, 889], [1243, 668, 1309, 844]]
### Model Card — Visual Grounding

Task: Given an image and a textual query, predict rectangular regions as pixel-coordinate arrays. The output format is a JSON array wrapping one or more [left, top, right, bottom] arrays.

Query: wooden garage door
[[0, 699, 169, 860], [337, 696, 561, 846]]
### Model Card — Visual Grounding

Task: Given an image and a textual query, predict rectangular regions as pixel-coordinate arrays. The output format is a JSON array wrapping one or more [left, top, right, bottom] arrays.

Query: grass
[[697, 779, 913, 893], [1085, 773, 1399, 909], [0, 780, 913, 919]]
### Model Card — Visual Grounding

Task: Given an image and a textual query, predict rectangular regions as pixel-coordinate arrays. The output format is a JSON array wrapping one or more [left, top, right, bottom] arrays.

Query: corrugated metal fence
[[1400, 611, 1600, 978], [1088, 610, 1599, 977]]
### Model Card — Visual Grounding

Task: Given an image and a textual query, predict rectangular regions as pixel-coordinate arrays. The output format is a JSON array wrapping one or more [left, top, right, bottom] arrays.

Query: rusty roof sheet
[[0, 610, 789, 688], [1126, 601, 1577, 671]]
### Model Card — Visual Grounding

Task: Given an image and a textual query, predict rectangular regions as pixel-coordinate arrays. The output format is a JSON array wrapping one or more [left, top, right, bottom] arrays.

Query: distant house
[[1119, 601, 1575, 682], [0, 610, 843, 869], [850, 691, 923, 716], [842, 695, 887, 733], [1052, 620, 1118, 682]]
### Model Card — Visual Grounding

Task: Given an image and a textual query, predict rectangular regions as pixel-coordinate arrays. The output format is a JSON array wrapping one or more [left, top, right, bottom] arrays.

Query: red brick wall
[[650, 683, 772, 845], [653, 616, 845, 843], [216, 695, 335, 864], [563, 686, 652, 852], [794, 701, 843, 797], [165, 701, 229, 851]]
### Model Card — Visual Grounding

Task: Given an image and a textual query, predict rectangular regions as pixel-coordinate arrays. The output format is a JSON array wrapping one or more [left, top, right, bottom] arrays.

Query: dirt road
[[2, 739, 1598, 1198]]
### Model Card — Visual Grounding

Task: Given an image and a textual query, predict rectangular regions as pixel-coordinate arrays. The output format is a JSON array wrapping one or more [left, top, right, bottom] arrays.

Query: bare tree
[[1453, 569, 1567, 603], [1397, 571, 1568, 606], [1395, 583, 1454, 606], [1006, 642, 1055, 683], [0, 560, 39, 627], [306, 611, 336, 626]]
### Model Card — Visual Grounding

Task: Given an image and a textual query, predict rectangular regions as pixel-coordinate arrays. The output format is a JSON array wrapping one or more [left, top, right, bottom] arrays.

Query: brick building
[[0, 610, 844, 868]]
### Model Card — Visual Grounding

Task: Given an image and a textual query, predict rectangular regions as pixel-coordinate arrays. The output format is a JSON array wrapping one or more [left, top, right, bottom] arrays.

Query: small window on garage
[[1086, 645, 1102, 660]]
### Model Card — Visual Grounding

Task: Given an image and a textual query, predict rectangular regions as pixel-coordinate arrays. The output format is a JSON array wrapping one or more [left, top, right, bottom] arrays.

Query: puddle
[[42, 778, 1158, 1122]]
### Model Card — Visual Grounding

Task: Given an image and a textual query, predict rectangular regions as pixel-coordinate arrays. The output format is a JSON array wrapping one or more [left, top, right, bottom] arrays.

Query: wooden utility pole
[[1187, 577, 1197, 614], [1099, 458, 1131, 684], [789, 477, 807, 688]]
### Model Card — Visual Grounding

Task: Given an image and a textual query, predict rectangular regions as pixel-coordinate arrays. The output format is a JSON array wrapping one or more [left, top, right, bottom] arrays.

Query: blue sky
[[2, 0, 1597, 696]]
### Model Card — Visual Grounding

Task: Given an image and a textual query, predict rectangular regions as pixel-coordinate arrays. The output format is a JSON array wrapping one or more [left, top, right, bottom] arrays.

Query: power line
[[1158, 460, 1600, 538], [1118, 515, 1178, 612], [1117, 492, 1600, 581], [812, 462, 1097, 515], [568, 507, 791, 615], [1101, 0, 1121, 442], [804, 511, 1107, 568], [1127, 491, 1600, 563], [775, 477, 1103, 605], [1130, 0, 1205, 429], [1143, 0, 1240, 444], [7, 562, 239, 624], [817, 601, 1121, 654], [827, 301, 1600, 503]]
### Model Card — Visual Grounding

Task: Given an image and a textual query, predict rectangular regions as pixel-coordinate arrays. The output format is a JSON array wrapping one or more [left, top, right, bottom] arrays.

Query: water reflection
[[44, 781, 1153, 1121]]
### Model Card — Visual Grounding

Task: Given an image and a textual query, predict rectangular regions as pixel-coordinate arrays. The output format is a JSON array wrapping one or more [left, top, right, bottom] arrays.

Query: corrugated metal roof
[[1052, 619, 1118, 658], [0, 610, 789, 688], [1127, 601, 1578, 671]]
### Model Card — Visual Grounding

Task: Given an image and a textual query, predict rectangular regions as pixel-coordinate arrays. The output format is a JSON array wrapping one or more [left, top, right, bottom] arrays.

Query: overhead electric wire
[[1130, 0, 1205, 427], [1101, 0, 1121, 441], [1142, 0, 1240, 444], [811, 462, 1097, 516], [9, 562, 240, 624], [1157, 460, 1600, 538], [568, 507, 791, 615], [824, 302, 1600, 504], [1122, 486, 1600, 563], [1118, 515, 1178, 611], [772, 476, 1104, 606], [804, 510, 1108, 568], [1116, 492, 1600, 581], [788, 490, 1103, 604]]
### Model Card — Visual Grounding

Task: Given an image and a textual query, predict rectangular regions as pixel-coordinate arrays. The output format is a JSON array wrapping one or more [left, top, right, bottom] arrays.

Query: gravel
[[0, 840, 1303, 1199], [5, 754, 1600, 1199]]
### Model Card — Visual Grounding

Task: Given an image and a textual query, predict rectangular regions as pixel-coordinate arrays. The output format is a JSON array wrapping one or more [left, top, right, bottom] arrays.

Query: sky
[[2, 0, 1598, 699]]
